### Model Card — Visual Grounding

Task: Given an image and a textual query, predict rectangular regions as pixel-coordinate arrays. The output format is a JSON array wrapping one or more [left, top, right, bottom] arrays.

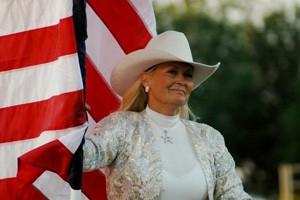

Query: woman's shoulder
[[96, 110, 142, 125], [106, 110, 140, 118], [183, 119, 225, 145]]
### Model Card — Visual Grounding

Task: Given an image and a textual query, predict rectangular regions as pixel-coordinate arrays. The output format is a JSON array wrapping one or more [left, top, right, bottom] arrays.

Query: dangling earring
[[145, 86, 150, 93]]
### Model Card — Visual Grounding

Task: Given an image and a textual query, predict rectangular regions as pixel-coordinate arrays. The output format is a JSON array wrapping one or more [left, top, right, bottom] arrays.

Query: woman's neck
[[145, 105, 179, 128], [147, 103, 179, 116]]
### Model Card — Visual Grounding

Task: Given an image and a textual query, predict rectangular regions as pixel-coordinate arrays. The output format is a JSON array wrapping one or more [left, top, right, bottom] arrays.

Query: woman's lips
[[169, 88, 186, 95]]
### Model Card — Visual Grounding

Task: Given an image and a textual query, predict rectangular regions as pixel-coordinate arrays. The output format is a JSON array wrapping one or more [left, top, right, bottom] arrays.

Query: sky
[[154, 0, 300, 27]]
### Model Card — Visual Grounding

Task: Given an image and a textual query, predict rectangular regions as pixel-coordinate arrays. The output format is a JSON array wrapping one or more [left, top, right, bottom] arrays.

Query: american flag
[[0, 0, 156, 199]]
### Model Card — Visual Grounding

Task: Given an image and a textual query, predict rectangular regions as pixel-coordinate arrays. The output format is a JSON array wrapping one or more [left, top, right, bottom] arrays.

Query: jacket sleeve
[[82, 112, 126, 171], [212, 130, 252, 200]]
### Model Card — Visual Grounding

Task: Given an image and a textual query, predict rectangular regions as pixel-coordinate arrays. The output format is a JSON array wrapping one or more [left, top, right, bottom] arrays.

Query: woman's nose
[[175, 73, 189, 82], [174, 73, 194, 88]]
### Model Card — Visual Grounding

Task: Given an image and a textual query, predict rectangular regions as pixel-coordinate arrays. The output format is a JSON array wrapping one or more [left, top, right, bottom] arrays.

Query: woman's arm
[[83, 112, 126, 171], [212, 130, 252, 200]]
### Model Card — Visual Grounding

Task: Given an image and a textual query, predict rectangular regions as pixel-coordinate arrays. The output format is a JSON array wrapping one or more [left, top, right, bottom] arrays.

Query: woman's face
[[142, 62, 194, 115]]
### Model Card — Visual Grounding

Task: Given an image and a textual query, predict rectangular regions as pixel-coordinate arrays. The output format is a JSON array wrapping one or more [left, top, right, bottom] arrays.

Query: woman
[[83, 31, 252, 200]]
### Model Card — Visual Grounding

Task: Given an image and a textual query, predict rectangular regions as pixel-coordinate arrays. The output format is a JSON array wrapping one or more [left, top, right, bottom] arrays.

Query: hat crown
[[146, 31, 193, 62]]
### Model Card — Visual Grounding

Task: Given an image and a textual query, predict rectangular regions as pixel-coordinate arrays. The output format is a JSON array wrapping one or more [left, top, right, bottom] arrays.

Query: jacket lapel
[[183, 120, 215, 200], [139, 112, 162, 199]]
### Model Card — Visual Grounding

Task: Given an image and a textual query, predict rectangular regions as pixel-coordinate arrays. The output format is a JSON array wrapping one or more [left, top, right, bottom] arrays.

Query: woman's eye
[[167, 70, 177, 75], [184, 73, 193, 78]]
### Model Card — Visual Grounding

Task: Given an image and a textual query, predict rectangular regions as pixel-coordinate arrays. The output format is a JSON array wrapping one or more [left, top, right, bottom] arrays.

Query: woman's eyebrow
[[186, 68, 194, 72], [164, 65, 177, 70]]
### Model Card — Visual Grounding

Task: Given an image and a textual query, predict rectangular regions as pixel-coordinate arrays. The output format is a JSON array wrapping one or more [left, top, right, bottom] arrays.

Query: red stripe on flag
[[0, 178, 19, 199], [16, 139, 73, 198], [0, 17, 77, 72], [86, 56, 120, 121], [0, 90, 86, 143], [82, 171, 107, 200], [88, 0, 152, 54], [0, 178, 47, 200]]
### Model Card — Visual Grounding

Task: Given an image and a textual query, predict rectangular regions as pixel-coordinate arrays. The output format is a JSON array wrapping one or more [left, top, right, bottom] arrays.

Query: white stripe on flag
[[86, 4, 125, 84], [33, 171, 89, 200], [0, 54, 83, 108], [0, 0, 73, 35], [58, 122, 87, 154], [129, 0, 157, 36]]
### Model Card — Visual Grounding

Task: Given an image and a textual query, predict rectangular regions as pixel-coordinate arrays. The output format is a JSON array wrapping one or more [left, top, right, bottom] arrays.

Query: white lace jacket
[[83, 111, 252, 200]]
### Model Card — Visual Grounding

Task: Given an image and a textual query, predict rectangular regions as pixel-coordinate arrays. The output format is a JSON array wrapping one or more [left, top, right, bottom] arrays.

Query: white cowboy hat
[[110, 30, 220, 96]]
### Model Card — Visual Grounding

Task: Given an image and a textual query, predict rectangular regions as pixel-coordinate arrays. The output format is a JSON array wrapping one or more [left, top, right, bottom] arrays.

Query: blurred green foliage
[[155, 1, 300, 197]]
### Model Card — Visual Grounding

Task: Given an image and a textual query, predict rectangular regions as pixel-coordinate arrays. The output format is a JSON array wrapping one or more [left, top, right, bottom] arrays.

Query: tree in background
[[154, 1, 300, 198]]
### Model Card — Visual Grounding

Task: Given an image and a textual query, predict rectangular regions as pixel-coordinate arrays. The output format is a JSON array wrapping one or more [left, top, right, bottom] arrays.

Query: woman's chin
[[172, 94, 188, 104], [171, 98, 187, 106]]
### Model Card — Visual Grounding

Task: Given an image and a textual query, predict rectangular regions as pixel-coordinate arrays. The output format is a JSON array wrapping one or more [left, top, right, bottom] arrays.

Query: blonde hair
[[118, 77, 196, 120]]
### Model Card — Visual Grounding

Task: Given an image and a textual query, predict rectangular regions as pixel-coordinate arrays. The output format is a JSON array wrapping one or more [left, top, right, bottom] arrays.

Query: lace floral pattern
[[83, 111, 252, 200]]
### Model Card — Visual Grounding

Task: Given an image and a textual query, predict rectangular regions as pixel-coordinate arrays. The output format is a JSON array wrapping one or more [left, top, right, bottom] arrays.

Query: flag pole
[[69, 1, 88, 200], [71, 189, 83, 200]]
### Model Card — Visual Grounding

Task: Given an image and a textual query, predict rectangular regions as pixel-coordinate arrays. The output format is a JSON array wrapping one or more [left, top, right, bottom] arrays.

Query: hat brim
[[110, 49, 220, 96]]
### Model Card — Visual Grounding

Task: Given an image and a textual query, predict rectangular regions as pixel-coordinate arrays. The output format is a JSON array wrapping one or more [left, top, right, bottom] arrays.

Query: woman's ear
[[140, 72, 149, 87]]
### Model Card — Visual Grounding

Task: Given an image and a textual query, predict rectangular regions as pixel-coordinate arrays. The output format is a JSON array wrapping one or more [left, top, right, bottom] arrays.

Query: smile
[[169, 89, 186, 95]]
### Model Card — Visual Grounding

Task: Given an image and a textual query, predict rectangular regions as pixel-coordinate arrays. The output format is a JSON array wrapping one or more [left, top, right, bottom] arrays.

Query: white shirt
[[145, 106, 208, 200]]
